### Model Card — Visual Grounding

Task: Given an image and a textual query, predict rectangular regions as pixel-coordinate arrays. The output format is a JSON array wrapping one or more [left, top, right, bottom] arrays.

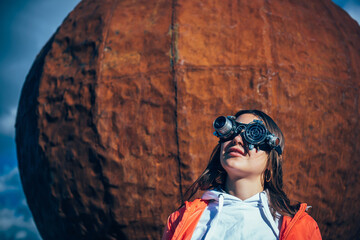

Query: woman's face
[[220, 113, 269, 180]]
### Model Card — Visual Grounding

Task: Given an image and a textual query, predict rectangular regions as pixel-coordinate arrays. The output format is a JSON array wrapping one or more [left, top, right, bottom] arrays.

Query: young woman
[[162, 110, 321, 240]]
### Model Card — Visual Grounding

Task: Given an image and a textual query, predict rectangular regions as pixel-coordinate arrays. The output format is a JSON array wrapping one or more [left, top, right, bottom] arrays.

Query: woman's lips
[[227, 146, 245, 156]]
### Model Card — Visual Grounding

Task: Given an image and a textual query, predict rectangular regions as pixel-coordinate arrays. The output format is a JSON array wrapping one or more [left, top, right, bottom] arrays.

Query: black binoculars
[[213, 116, 281, 154]]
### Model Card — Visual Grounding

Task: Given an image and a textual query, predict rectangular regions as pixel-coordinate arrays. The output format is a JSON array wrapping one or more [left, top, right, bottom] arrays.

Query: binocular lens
[[213, 116, 227, 129], [244, 123, 267, 144], [213, 116, 233, 136]]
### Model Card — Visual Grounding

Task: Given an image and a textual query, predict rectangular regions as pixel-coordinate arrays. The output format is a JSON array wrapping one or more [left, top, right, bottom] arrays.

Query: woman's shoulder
[[162, 199, 209, 240], [280, 203, 322, 240], [168, 198, 209, 221]]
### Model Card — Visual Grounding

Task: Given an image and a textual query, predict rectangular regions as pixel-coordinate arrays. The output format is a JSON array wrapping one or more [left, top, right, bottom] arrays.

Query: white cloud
[[0, 107, 17, 137], [0, 167, 41, 239], [0, 209, 27, 230], [15, 230, 27, 239], [344, 1, 360, 25], [0, 208, 40, 240], [0, 167, 21, 192]]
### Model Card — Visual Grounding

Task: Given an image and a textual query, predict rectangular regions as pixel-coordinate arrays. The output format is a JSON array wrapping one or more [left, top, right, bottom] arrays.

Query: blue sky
[[0, 1, 80, 239], [0, 0, 358, 239]]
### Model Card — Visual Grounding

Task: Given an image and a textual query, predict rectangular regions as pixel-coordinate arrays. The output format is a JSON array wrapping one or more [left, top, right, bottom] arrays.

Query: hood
[[200, 188, 280, 239]]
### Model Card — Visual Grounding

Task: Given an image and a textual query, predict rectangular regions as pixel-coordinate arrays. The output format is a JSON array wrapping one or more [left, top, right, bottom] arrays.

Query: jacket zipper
[[282, 204, 307, 240]]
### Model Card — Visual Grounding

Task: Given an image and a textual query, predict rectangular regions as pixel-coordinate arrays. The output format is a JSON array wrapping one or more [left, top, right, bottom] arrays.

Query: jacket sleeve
[[162, 206, 186, 240], [302, 214, 322, 240], [310, 220, 322, 240], [281, 213, 322, 240]]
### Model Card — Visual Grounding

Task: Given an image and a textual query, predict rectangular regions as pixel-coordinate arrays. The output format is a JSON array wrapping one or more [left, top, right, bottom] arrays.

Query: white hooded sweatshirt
[[191, 189, 281, 240]]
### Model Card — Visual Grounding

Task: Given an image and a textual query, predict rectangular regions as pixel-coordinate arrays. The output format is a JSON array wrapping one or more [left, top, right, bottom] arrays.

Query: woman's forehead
[[235, 113, 261, 124]]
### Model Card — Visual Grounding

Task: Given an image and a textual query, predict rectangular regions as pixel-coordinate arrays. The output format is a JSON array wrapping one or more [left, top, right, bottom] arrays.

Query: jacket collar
[[280, 203, 308, 240]]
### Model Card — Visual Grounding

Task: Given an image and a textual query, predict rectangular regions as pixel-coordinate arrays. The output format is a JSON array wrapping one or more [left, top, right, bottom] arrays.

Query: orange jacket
[[162, 199, 322, 240]]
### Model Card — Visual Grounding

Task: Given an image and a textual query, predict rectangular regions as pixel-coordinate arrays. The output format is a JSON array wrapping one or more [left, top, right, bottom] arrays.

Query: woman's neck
[[224, 175, 264, 200]]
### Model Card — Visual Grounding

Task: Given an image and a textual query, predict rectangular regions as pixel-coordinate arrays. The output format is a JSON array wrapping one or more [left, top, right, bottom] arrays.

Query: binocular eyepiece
[[213, 116, 282, 154]]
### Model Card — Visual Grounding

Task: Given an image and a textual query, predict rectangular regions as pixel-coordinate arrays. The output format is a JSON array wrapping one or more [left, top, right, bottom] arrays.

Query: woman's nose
[[232, 134, 243, 145]]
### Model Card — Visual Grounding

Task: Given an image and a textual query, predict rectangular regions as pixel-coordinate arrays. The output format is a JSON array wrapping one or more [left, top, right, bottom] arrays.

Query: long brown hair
[[184, 109, 300, 218]]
